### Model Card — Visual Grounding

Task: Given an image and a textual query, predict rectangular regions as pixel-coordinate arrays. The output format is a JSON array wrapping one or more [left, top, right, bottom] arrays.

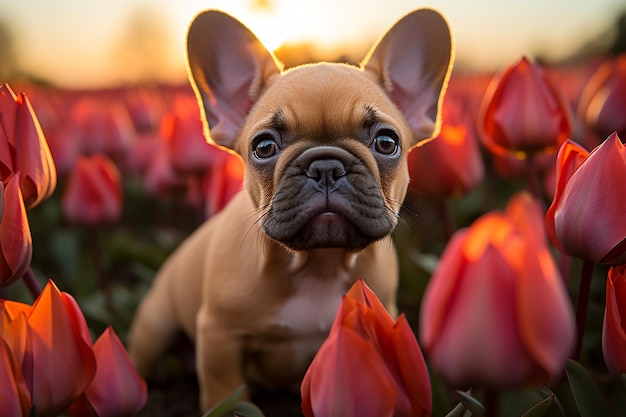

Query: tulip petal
[[0, 173, 33, 286], [602, 266, 626, 379], [61, 155, 123, 225], [302, 325, 396, 417], [555, 133, 626, 263], [427, 243, 533, 388], [0, 118, 13, 178], [419, 229, 468, 350], [390, 315, 432, 417], [26, 281, 96, 417], [0, 339, 32, 417], [13, 93, 57, 209], [545, 139, 589, 252], [345, 279, 395, 325], [516, 243, 574, 381], [76, 326, 147, 417], [0, 83, 18, 147]]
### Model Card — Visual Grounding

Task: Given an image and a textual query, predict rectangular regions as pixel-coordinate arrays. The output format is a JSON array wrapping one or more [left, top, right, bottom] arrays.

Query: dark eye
[[253, 137, 279, 159], [373, 130, 399, 155]]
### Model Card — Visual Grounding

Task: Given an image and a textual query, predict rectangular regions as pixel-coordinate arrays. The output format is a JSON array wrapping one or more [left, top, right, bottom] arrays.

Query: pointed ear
[[186, 10, 282, 151], [363, 9, 453, 148]]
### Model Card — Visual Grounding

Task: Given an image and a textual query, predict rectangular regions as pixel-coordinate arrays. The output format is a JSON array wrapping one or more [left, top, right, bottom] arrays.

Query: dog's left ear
[[363, 9, 453, 148]]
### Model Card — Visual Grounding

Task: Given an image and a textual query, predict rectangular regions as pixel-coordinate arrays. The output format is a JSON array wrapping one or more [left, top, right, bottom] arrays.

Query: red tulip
[[202, 151, 244, 217], [162, 98, 218, 174], [546, 133, 626, 264], [0, 339, 32, 417], [1, 280, 97, 417], [602, 264, 626, 380], [0, 173, 33, 287], [0, 83, 57, 209], [69, 97, 135, 158], [578, 55, 626, 140], [479, 57, 572, 157], [420, 192, 574, 388], [301, 280, 431, 417], [62, 154, 123, 226], [408, 100, 484, 198], [69, 326, 147, 417], [141, 135, 187, 195]]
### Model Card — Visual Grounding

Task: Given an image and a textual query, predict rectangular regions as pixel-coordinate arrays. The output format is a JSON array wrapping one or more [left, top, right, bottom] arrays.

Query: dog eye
[[253, 137, 278, 159], [373, 131, 399, 155]]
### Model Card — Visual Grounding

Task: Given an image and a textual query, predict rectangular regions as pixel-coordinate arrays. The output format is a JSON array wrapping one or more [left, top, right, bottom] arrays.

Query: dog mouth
[[261, 147, 396, 251]]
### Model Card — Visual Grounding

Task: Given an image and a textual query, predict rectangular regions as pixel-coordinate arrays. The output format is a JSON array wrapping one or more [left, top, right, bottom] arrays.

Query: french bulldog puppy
[[129, 8, 453, 411]]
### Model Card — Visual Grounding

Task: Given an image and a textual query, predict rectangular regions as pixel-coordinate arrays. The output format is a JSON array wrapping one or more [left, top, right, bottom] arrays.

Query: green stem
[[437, 199, 456, 241], [525, 155, 545, 207], [484, 389, 498, 417], [23, 266, 42, 299], [572, 259, 594, 361], [90, 227, 114, 313]]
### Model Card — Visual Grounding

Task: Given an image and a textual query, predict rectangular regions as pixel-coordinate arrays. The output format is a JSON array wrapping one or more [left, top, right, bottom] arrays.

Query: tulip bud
[[1, 280, 97, 417], [61, 154, 123, 226], [578, 55, 626, 141], [0, 173, 33, 287], [546, 133, 626, 264], [301, 280, 431, 417], [408, 100, 484, 198], [0, 83, 57, 209], [162, 108, 218, 174], [420, 192, 574, 389], [478, 57, 572, 157]]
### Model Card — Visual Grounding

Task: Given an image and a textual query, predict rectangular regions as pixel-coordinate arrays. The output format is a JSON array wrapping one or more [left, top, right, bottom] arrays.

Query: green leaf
[[444, 402, 471, 417], [232, 401, 266, 417], [201, 385, 247, 417], [410, 251, 440, 274], [455, 390, 486, 417], [521, 394, 554, 417], [565, 359, 614, 417]]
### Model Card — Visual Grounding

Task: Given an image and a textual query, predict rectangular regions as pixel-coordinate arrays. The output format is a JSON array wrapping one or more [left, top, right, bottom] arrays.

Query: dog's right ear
[[187, 11, 282, 151]]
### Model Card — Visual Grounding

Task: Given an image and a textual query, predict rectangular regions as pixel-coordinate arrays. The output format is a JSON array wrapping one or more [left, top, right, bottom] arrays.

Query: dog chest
[[243, 272, 349, 387]]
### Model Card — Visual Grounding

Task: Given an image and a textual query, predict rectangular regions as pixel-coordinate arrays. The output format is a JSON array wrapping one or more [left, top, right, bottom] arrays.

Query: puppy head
[[187, 9, 453, 250]]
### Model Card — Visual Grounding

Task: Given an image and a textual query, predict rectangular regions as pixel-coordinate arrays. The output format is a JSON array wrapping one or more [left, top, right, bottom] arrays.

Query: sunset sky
[[1, 0, 623, 88]]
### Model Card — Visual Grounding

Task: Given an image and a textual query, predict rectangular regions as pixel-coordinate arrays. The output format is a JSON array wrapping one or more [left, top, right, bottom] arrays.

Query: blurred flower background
[[1, 0, 626, 416]]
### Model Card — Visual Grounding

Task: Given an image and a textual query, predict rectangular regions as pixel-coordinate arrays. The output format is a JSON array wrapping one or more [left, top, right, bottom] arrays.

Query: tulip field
[[1, 50, 626, 416]]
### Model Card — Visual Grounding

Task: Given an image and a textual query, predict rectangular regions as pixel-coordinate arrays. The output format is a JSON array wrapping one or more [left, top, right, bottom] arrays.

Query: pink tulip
[[162, 109, 220, 174], [479, 57, 572, 157], [578, 55, 626, 140], [420, 192, 574, 388], [301, 280, 431, 417], [0, 173, 33, 287], [62, 154, 123, 226], [69, 97, 135, 158], [69, 326, 147, 417], [546, 133, 626, 264], [0, 83, 57, 209], [1, 280, 97, 417]]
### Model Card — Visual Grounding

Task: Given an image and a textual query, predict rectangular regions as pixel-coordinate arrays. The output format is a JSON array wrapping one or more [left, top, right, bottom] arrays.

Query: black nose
[[306, 159, 347, 186]]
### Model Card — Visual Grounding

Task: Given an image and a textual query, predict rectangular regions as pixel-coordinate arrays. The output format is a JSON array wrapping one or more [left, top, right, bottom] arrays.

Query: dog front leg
[[196, 306, 246, 411]]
